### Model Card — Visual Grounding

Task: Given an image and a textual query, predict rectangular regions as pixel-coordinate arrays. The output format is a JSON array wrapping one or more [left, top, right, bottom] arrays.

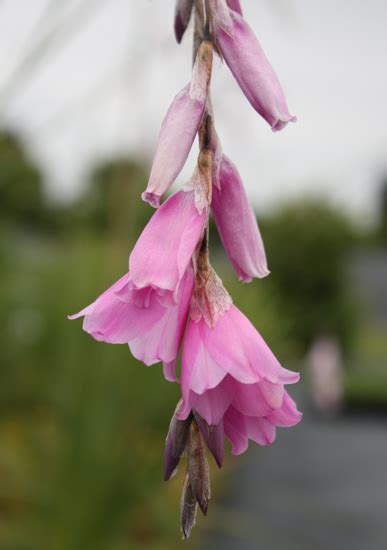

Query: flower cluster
[[70, 0, 301, 538]]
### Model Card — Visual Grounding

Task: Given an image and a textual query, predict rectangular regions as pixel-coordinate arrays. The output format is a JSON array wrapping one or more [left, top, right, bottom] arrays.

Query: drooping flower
[[69, 265, 194, 376], [142, 41, 213, 207], [174, 0, 194, 43], [176, 270, 301, 453], [211, 7, 296, 131], [211, 154, 269, 281], [130, 188, 206, 304]]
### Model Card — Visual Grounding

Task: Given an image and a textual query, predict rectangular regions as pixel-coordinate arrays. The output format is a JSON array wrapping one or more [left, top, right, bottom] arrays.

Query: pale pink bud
[[142, 41, 213, 207], [211, 154, 269, 282], [174, 0, 194, 43], [212, 9, 296, 131]]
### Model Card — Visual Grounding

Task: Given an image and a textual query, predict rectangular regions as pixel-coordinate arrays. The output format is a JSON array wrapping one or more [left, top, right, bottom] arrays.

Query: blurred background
[[0, 1, 387, 549]]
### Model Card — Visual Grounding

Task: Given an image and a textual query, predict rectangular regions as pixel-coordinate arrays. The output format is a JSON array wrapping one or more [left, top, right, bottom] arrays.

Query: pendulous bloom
[[176, 270, 301, 453], [211, 154, 269, 281], [142, 40, 213, 207], [69, 266, 194, 374], [71, 0, 300, 538], [211, 3, 296, 131]]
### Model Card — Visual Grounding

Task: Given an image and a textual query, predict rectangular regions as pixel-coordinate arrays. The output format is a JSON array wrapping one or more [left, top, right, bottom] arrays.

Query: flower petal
[[267, 391, 302, 427], [130, 190, 205, 297]]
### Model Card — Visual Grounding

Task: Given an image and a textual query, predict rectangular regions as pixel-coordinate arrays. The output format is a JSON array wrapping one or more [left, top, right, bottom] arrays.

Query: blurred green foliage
[[260, 201, 358, 354], [0, 129, 382, 548], [0, 133, 45, 228]]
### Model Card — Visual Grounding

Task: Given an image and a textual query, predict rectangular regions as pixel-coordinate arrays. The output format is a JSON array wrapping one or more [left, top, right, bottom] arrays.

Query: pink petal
[[214, 10, 296, 131], [181, 305, 300, 401], [163, 360, 178, 382], [245, 415, 276, 446], [188, 377, 234, 426], [129, 190, 206, 299], [69, 275, 165, 345], [223, 407, 248, 455], [232, 380, 284, 416], [267, 391, 302, 427], [128, 266, 194, 366], [69, 267, 194, 369], [224, 407, 276, 454], [211, 155, 269, 281]]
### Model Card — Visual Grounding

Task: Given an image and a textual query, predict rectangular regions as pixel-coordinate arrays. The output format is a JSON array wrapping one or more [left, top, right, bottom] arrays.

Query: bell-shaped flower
[[69, 266, 194, 375], [176, 271, 301, 453], [211, 154, 269, 281], [142, 41, 213, 207], [174, 0, 194, 43], [130, 188, 206, 304], [211, 7, 296, 131]]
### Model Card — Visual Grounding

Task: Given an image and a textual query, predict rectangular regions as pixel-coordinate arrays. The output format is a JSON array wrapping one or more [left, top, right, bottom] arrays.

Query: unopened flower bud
[[180, 473, 197, 539], [174, 0, 194, 43], [194, 410, 225, 468], [164, 407, 192, 481], [187, 420, 211, 516], [143, 41, 213, 208]]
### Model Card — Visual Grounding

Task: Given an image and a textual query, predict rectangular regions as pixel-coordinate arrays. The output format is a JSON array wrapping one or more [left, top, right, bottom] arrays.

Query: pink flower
[[177, 303, 301, 453], [69, 266, 194, 377], [211, 154, 269, 281], [212, 8, 296, 131], [130, 189, 206, 304], [174, 0, 194, 43], [142, 41, 213, 207]]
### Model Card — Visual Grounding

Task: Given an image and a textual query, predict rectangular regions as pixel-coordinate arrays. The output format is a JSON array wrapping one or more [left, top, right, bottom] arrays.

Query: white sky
[[0, 0, 386, 224]]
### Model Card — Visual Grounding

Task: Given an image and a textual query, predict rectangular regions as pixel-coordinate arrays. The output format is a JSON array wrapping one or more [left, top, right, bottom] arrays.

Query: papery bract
[[130, 189, 206, 303], [211, 154, 269, 281], [142, 41, 213, 207], [174, 0, 194, 43], [213, 10, 296, 131], [69, 266, 194, 372]]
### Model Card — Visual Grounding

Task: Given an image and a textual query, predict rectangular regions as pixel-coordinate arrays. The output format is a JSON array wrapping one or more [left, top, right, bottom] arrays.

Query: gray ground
[[204, 400, 387, 550]]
